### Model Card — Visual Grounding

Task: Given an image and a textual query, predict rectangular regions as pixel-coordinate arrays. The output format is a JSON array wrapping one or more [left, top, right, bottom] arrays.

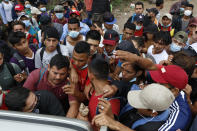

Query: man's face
[[23, 92, 37, 112], [13, 38, 29, 54], [149, 12, 156, 22], [188, 24, 197, 33], [13, 25, 25, 32], [122, 64, 136, 81], [135, 5, 143, 14], [185, 7, 193, 12], [0, 53, 3, 66], [68, 23, 80, 32], [172, 38, 185, 48], [162, 17, 171, 26], [104, 44, 116, 54], [87, 38, 100, 55], [153, 40, 166, 54], [104, 23, 113, 30], [146, 33, 154, 40], [48, 66, 68, 85], [72, 50, 88, 69], [123, 28, 135, 40], [192, 30, 197, 42], [44, 38, 59, 52]]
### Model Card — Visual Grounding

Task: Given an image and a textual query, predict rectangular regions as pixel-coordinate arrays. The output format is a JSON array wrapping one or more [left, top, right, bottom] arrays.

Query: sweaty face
[[13, 38, 29, 54], [72, 50, 88, 69], [123, 28, 135, 40], [13, 25, 25, 32], [122, 64, 136, 81], [104, 44, 116, 55], [0, 53, 3, 66], [23, 92, 37, 112], [44, 38, 59, 52], [135, 5, 143, 14], [87, 38, 100, 55], [153, 40, 166, 54], [48, 66, 68, 85], [162, 17, 171, 26], [68, 23, 80, 32]]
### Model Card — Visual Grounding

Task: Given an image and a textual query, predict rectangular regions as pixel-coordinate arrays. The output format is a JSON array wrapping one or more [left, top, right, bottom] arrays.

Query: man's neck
[[93, 79, 109, 96]]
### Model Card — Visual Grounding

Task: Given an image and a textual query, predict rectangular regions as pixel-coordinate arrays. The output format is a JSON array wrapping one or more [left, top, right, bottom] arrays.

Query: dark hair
[[89, 55, 109, 80], [135, 1, 144, 8], [186, 3, 194, 9], [0, 40, 13, 62], [86, 30, 101, 42], [12, 21, 25, 30], [68, 18, 80, 27], [5, 87, 30, 111], [39, 1, 47, 6], [172, 51, 196, 77], [124, 22, 136, 31], [74, 41, 90, 55], [153, 31, 172, 46], [156, 0, 164, 6], [43, 26, 60, 40], [130, 36, 145, 48], [49, 54, 70, 70], [8, 31, 26, 46]]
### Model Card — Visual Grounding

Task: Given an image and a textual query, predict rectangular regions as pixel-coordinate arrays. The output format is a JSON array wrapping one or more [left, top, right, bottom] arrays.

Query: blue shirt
[[60, 22, 90, 41], [0, 3, 8, 24]]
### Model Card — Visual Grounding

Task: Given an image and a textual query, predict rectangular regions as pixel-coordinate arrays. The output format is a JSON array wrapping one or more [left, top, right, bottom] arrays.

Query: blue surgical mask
[[40, 7, 46, 12], [136, 25, 142, 30], [180, 8, 185, 12], [22, 20, 32, 27], [161, 23, 171, 28], [170, 42, 182, 52], [55, 13, 64, 19], [25, 4, 31, 9], [68, 31, 80, 38]]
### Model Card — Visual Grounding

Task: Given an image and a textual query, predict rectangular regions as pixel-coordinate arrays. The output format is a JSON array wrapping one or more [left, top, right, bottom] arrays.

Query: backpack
[[40, 44, 62, 62], [6, 63, 16, 77]]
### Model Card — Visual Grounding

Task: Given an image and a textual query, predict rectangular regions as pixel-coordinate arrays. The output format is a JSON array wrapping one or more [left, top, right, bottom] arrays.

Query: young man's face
[[13, 24, 25, 32], [104, 23, 113, 30], [87, 38, 100, 55], [68, 23, 80, 32], [135, 5, 143, 14], [104, 44, 116, 54], [123, 28, 135, 40], [13, 38, 29, 54], [48, 66, 68, 85], [122, 64, 136, 81], [23, 92, 37, 112], [153, 40, 166, 54], [162, 17, 171, 26], [72, 50, 88, 69], [172, 38, 185, 48], [149, 12, 156, 22], [44, 38, 59, 52], [146, 33, 154, 40], [188, 24, 197, 33]]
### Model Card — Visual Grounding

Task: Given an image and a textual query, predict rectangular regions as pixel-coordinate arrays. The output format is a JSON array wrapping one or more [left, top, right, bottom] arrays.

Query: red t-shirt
[[0, 93, 8, 110], [23, 68, 75, 102], [88, 91, 120, 121], [71, 60, 90, 92], [134, 27, 144, 37]]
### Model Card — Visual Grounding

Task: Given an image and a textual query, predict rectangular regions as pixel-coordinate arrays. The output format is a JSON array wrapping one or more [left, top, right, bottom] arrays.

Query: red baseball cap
[[69, 8, 80, 16], [15, 4, 24, 11], [103, 30, 119, 46], [149, 65, 188, 90]]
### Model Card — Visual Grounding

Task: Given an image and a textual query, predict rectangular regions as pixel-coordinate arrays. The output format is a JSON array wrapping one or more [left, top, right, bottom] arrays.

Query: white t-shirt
[[35, 44, 69, 68], [147, 45, 168, 64], [65, 36, 85, 58], [2, 1, 13, 22], [102, 24, 119, 33]]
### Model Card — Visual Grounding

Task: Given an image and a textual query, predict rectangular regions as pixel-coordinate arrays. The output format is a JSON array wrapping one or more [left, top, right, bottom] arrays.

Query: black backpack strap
[[56, 44, 62, 55], [13, 53, 25, 70], [6, 63, 16, 76], [40, 47, 46, 62]]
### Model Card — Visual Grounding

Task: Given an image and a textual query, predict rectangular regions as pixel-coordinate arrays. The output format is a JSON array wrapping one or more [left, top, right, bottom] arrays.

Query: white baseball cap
[[127, 83, 175, 111], [163, 13, 172, 20]]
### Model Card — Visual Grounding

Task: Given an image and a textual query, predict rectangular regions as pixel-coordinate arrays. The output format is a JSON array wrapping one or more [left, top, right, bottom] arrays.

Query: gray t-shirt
[[181, 19, 189, 32], [35, 44, 69, 68], [0, 63, 21, 90]]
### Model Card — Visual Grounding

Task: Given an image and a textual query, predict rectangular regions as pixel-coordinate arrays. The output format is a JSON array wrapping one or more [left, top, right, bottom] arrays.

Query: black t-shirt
[[189, 78, 197, 103], [35, 90, 65, 116]]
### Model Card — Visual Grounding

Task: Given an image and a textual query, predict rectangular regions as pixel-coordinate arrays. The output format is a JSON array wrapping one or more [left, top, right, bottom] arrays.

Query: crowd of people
[[0, 0, 197, 130]]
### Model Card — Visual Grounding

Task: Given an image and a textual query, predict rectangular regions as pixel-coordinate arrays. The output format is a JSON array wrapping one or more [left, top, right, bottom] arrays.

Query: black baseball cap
[[103, 30, 119, 46]]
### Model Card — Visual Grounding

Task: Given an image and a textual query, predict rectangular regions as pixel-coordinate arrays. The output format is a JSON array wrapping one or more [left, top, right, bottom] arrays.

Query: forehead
[[46, 37, 58, 41], [14, 24, 24, 29], [20, 16, 29, 20], [50, 66, 68, 72], [162, 16, 170, 20], [124, 28, 135, 32], [68, 23, 79, 28], [135, 5, 143, 9], [73, 50, 88, 60], [87, 38, 100, 45]]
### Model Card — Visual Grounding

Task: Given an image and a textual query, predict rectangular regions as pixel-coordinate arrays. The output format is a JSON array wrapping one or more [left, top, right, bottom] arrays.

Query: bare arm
[[66, 100, 80, 118]]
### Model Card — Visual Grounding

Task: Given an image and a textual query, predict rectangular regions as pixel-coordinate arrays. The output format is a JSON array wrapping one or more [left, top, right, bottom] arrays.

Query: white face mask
[[184, 10, 192, 16]]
